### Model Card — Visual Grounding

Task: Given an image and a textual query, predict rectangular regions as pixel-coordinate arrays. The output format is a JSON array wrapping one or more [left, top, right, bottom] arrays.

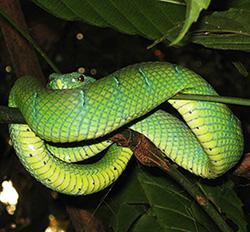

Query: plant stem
[[173, 94, 250, 106], [114, 129, 233, 232], [167, 166, 232, 232]]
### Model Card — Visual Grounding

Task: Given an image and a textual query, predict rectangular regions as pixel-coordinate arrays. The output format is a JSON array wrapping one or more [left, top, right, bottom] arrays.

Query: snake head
[[48, 72, 96, 90]]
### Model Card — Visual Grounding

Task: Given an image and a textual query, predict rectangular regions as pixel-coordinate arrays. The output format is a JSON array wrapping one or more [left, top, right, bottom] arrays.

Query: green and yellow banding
[[9, 62, 244, 195]]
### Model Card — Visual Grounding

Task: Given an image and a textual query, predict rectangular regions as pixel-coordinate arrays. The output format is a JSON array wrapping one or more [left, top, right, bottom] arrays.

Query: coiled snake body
[[9, 62, 243, 195]]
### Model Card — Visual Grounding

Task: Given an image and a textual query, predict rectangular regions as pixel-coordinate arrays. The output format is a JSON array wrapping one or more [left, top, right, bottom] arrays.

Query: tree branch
[[112, 130, 233, 232], [0, 0, 43, 80]]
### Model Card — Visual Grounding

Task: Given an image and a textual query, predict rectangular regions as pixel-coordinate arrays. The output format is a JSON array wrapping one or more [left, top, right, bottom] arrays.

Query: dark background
[[0, 1, 250, 231]]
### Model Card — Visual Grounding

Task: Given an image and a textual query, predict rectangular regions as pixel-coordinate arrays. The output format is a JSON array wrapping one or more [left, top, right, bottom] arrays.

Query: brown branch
[[233, 153, 250, 179], [112, 130, 233, 232], [0, 0, 43, 79], [112, 129, 171, 171]]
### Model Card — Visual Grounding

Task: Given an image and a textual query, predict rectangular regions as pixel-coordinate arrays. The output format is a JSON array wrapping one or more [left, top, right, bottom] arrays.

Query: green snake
[[9, 62, 244, 195]]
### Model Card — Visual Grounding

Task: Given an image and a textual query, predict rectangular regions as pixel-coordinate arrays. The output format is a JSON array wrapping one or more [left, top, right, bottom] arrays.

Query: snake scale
[[8, 62, 244, 195]]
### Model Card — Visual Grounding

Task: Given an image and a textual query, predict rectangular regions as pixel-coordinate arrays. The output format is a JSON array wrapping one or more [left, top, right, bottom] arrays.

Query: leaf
[[198, 180, 247, 232], [171, 0, 211, 45], [99, 166, 247, 232], [232, 62, 249, 77], [226, 0, 250, 9], [134, 172, 216, 232], [32, 0, 186, 42], [191, 7, 250, 51], [32, 0, 250, 51], [32, 0, 77, 20]]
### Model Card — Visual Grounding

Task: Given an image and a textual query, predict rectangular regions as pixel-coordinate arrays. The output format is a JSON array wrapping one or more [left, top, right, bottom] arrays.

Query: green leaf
[[133, 214, 164, 232], [32, 0, 250, 51], [134, 172, 215, 232], [32, 0, 212, 46], [32, 0, 77, 20], [191, 8, 250, 51], [226, 0, 250, 9], [32, 0, 186, 42], [171, 0, 211, 45], [232, 62, 249, 77], [198, 180, 247, 232], [100, 166, 246, 232]]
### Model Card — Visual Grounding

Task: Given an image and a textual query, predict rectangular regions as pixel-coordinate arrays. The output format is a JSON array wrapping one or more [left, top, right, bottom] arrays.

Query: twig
[[234, 153, 250, 179], [112, 129, 233, 232], [173, 93, 250, 106], [167, 166, 232, 232]]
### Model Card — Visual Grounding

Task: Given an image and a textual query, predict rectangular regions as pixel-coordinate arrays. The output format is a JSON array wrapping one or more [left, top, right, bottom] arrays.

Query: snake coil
[[9, 62, 243, 195]]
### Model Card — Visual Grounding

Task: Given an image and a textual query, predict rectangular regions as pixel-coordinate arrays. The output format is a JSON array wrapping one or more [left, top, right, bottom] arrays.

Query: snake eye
[[78, 75, 85, 82]]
